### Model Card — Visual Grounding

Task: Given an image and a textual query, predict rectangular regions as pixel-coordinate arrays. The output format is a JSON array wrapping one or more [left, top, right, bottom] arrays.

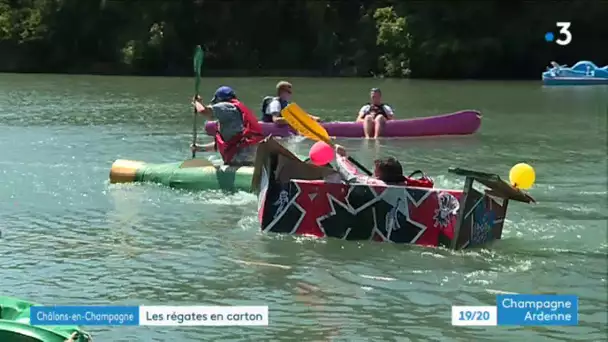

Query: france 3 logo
[[544, 22, 572, 46]]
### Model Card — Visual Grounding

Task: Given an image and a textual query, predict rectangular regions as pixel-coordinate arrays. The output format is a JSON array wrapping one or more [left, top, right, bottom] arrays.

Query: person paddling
[[261, 81, 320, 123], [191, 86, 264, 166], [356, 88, 394, 139]]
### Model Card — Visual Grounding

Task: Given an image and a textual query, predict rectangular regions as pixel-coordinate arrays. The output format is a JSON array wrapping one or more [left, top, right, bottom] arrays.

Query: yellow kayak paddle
[[281, 104, 372, 176]]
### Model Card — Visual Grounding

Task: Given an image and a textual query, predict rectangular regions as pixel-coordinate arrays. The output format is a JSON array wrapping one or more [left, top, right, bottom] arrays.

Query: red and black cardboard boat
[[251, 138, 536, 250]]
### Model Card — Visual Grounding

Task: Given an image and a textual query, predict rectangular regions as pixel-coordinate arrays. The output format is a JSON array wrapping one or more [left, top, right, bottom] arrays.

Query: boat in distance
[[542, 60, 608, 86]]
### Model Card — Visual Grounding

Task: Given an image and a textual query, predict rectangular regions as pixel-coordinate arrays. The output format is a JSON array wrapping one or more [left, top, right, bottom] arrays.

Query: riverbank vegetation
[[1, 0, 606, 78]]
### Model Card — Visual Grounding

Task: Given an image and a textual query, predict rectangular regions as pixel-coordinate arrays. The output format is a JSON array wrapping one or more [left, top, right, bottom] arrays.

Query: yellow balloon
[[509, 163, 536, 190]]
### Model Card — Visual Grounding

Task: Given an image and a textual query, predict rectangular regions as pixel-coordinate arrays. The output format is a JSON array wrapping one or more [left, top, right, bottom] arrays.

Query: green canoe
[[109, 141, 312, 192], [110, 159, 256, 192], [0, 296, 91, 342]]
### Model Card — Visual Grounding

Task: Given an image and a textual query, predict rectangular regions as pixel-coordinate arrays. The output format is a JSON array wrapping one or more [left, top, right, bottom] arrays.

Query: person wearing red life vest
[[333, 144, 434, 188], [191, 86, 264, 166]]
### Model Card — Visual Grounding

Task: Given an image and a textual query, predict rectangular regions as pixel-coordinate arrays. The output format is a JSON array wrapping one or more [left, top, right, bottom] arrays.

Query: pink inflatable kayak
[[204, 110, 482, 138]]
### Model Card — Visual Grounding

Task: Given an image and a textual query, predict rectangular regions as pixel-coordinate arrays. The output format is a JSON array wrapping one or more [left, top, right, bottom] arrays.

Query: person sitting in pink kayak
[[261, 81, 321, 124], [356, 88, 394, 139]]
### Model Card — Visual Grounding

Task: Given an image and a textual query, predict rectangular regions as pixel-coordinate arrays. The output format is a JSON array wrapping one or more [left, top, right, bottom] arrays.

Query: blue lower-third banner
[[29, 305, 269, 326], [30, 306, 140, 326], [496, 294, 578, 326]]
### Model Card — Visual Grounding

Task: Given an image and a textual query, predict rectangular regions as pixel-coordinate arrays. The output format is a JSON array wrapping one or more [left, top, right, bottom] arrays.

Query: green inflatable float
[[0, 296, 92, 342], [109, 159, 256, 192]]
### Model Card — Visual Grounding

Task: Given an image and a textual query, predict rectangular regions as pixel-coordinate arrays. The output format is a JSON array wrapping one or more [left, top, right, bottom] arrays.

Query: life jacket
[[363, 103, 390, 118], [261, 96, 288, 123], [403, 170, 434, 188], [215, 99, 264, 164]]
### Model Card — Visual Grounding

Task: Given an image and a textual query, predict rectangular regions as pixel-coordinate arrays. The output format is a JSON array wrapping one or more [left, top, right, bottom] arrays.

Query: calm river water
[[0, 74, 606, 341]]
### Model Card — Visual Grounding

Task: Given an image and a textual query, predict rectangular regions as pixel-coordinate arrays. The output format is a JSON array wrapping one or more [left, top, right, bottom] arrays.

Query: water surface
[[1, 74, 606, 341]]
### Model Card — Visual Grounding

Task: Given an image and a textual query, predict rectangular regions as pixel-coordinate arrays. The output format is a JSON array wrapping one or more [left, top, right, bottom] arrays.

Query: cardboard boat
[[251, 138, 536, 250]]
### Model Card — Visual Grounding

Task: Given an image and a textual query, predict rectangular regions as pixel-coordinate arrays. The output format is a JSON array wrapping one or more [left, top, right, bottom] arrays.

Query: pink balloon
[[309, 141, 335, 166]]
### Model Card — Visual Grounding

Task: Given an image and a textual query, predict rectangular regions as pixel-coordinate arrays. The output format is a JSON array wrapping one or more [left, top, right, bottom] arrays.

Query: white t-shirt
[[359, 104, 394, 117], [266, 99, 282, 116]]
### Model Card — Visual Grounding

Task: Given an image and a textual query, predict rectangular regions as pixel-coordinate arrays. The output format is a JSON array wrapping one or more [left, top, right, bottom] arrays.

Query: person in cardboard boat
[[334, 144, 434, 188]]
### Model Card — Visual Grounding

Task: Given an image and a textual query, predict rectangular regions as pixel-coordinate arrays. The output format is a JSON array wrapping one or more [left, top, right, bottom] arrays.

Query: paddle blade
[[180, 158, 214, 168], [193, 45, 204, 94], [281, 103, 331, 144]]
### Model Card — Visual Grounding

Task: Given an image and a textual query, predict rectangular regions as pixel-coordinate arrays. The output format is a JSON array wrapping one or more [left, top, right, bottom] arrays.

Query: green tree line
[[1, 0, 607, 79]]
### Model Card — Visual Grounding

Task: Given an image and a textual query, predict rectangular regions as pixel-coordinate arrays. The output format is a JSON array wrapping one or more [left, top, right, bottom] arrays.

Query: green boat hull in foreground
[[110, 159, 256, 192], [109, 146, 308, 192], [0, 296, 91, 342]]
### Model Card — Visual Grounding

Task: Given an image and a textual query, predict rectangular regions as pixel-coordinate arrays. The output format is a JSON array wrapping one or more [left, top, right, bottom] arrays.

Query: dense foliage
[[1, 0, 607, 78]]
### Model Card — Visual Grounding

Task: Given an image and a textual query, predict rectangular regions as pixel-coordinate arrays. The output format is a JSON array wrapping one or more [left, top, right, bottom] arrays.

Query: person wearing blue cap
[[356, 88, 394, 139], [191, 86, 264, 166]]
